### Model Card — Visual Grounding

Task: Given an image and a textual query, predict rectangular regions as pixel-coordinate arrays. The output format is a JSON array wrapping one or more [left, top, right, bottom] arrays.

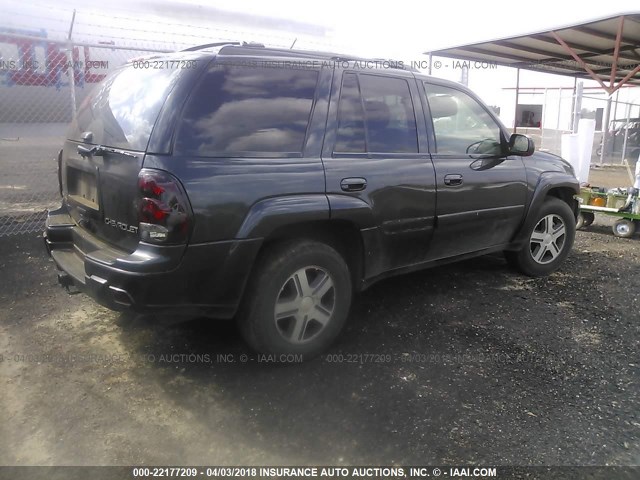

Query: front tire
[[505, 198, 576, 277], [238, 240, 352, 358]]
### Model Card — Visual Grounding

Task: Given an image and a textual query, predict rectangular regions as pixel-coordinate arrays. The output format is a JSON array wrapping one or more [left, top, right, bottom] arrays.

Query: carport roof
[[426, 13, 640, 94]]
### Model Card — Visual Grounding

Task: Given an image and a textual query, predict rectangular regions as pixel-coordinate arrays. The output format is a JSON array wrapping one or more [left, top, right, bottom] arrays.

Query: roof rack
[[181, 41, 264, 52], [185, 43, 417, 73]]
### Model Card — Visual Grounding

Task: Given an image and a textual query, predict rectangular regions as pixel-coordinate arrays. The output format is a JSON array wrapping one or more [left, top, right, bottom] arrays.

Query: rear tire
[[576, 211, 594, 230], [612, 219, 635, 238], [238, 240, 352, 359], [505, 198, 575, 277], [582, 212, 595, 227]]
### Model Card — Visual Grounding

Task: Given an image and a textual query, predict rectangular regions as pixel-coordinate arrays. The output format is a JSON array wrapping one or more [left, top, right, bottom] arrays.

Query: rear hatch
[[61, 60, 184, 252]]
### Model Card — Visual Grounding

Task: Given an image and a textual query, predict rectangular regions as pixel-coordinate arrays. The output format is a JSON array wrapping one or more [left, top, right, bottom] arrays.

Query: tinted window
[[360, 74, 418, 153], [175, 65, 318, 155], [334, 73, 418, 154], [75, 65, 181, 151], [335, 73, 366, 153], [425, 83, 502, 156]]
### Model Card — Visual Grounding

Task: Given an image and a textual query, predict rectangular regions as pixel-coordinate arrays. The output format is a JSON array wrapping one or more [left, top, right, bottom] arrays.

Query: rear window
[[175, 64, 319, 156], [74, 65, 182, 151]]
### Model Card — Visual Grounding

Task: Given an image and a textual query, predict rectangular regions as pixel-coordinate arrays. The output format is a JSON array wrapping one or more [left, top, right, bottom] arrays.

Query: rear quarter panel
[[143, 155, 327, 242]]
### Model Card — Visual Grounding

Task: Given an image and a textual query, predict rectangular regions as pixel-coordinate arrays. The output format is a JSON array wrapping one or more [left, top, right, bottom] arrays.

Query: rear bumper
[[44, 206, 262, 318]]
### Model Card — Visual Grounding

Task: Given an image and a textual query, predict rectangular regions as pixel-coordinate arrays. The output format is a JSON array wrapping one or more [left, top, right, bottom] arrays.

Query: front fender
[[510, 172, 579, 248]]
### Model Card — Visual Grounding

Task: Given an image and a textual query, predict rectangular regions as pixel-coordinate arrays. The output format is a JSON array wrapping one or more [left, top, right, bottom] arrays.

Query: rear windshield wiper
[[77, 144, 138, 159]]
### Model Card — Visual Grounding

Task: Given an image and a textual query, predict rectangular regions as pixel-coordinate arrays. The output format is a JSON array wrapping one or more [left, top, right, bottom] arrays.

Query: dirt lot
[[0, 217, 638, 468]]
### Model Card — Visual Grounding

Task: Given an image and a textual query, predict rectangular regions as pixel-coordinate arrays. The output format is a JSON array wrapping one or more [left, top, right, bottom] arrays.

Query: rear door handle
[[444, 174, 463, 186], [340, 177, 367, 192]]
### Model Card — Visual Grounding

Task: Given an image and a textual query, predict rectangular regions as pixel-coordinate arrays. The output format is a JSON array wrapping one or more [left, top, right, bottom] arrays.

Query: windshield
[[72, 64, 182, 151]]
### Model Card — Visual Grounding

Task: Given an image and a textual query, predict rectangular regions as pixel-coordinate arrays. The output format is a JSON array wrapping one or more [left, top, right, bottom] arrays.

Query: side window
[[360, 74, 418, 153], [335, 73, 366, 153], [175, 65, 318, 156], [334, 73, 418, 154], [425, 83, 502, 156]]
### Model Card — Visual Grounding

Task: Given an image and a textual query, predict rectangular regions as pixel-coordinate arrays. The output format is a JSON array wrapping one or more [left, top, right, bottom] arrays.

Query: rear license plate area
[[67, 167, 99, 210]]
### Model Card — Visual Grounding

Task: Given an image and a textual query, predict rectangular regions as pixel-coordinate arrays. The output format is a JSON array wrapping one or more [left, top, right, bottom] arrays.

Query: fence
[[2, 7, 639, 236], [501, 86, 640, 166], [0, 36, 174, 236], [0, 3, 335, 236]]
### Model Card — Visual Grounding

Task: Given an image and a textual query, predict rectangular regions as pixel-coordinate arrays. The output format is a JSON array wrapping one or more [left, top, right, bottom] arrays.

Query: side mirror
[[508, 133, 534, 157]]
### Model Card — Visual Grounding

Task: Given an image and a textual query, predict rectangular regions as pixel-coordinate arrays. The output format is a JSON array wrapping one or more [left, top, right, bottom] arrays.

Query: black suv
[[45, 44, 579, 357]]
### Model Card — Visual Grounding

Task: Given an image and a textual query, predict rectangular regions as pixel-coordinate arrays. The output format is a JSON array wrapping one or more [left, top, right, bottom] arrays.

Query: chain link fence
[[0, 36, 175, 236], [581, 93, 640, 168], [6, 7, 636, 237], [501, 86, 640, 167], [1, 4, 329, 236]]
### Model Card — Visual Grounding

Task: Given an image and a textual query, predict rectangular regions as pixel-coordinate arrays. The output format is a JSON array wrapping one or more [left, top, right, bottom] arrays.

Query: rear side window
[[175, 65, 319, 156], [335, 73, 418, 154], [75, 66, 181, 151], [335, 73, 366, 153]]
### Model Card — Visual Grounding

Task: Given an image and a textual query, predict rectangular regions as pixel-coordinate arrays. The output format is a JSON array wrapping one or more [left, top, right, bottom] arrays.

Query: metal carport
[[426, 13, 640, 164]]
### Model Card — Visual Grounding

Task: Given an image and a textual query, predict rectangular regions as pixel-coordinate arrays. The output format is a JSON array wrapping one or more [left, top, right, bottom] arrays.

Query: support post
[[572, 80, 583, 133], [541, 88, 548, 150], [599, 95, 612, 165], [556, 88, 563, 151], [621, 102, 631, 164], [513, 68, 520, 134], [66, 10, 77, 123]]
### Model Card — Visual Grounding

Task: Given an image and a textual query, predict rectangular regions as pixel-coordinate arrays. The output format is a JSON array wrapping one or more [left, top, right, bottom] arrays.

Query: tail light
[[137, 169, 192, 244]]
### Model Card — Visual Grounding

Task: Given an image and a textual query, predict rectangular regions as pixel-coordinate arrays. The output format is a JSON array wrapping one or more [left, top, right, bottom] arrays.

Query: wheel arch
[[546, 186, 579, 216], [509, 173, 579, 249], [236, 193, 377, 293], [257, 219, 366, 292]]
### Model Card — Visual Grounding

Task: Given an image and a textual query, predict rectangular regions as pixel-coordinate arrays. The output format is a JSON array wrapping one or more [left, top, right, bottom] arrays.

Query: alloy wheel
[[529, 214, 566, 265], [273, 266, 336, 344]]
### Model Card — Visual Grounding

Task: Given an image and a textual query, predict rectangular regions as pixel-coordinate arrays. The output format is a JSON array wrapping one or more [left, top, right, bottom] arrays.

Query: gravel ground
[[0, 222, 639, 467]]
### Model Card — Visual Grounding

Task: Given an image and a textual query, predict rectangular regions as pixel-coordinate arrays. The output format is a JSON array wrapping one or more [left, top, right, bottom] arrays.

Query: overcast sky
[[211, 0, 639, 54], [6, 0, 639, 54], [3, 0, 639, 105]]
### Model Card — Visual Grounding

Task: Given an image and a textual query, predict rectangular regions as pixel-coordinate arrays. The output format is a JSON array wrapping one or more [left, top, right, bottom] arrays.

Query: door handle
[[444, 174, 463, 187], [340, 177, 367, 192]]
